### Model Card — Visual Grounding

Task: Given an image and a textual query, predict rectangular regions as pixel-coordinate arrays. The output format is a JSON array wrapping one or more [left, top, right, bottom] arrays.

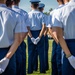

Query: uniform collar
[[12, 5, 19, 8], [65, 2, 69, 5], [58, 4, 64, 7], [69, 0, 75, 4], [32, 9, 38, 12], [70, 0, 75, 2], [0, 4, 6, 7]]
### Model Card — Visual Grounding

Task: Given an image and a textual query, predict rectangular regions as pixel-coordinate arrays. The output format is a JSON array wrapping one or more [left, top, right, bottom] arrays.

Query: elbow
[[21, 32, 28, 41]]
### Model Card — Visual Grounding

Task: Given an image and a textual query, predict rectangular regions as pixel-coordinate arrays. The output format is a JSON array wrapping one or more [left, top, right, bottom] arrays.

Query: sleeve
[[15, 14, 22, 33], [53, 10, 63, 28], [46, 15, 52, 28], [41, 13, 46, 25], [21, 16, 28, 32], [24, 13, 30, 27], [44, 14, 48, 26]]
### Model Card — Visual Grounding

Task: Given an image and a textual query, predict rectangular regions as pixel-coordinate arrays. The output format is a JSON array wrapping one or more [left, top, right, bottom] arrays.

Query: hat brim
[[30, 1, 41, 3]]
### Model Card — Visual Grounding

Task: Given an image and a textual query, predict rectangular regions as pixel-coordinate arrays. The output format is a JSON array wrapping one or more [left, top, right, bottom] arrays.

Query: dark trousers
[[28, 30, 45, 74], [33, 48, 38, 71], [20, 41, 26, 75], [16, 46, 22, 75], [16, 41, 26, 75], [0, 48, 16, 75], [51, 41, 62, 75], [62, 40, 75, 75], [44, 35, 49, 70], [33, 35, 49, 71]]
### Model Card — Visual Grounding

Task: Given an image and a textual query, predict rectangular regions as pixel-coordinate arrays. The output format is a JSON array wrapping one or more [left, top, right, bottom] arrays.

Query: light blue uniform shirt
[[0, 4, 21, 48], [47, 5, 64, 28], [28, 10, 45, 30], [12, 5, 28, 32], [44, 14, 48, 26], [53, 0, 75, 39]]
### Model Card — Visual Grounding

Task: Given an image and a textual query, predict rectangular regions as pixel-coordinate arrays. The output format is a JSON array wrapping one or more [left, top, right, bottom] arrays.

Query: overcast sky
[[19, 0, 58, 12]]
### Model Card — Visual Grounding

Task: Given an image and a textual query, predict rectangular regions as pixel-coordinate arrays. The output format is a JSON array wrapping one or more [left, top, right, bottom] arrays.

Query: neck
[[12, 2, 19, 6], [58, 2, 63, 5], [64, 0, 68, 4], [8, 6, 12, 8], [13, 4, 18, 6], [32, 8, 38, 10]]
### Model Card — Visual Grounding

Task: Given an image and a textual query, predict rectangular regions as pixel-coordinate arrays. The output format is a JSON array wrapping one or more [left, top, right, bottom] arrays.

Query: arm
[[21, 32, 28, 41], [39, 24, 46, 38], [0, 33, 22, 74], [27, 26, 32, 38], [52, 27, 71, 57], [35, 24, 45, 44], [44, 27, 48, 36], [5, 33, 22, 59], [48, 27, 59, 44]]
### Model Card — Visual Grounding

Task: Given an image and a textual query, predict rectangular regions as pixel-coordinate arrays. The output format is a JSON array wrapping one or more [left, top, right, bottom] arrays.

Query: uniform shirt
[[47, 12, 53, 28], [44, 14, 48, 26], [47, 5, 64, 28], [0, 4, 21, 48], [28, 10, 45, 30], [12, 5, 28, 32], [53, 0, 75, 39]]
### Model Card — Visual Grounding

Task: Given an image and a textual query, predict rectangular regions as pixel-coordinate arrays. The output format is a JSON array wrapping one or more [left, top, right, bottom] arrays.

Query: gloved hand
[[35, 37, 40, 44], [68, 55, 75, 69], [31, 37, 37, 45], [0, 57, 9, 74]]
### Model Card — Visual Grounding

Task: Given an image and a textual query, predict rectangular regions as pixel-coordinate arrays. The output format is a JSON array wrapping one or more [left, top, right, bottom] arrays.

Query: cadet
[[52, 0, 75, 75], [5, 0, 28, 75], [0, 0, 22, 75], [32, 3, 49, 71], [38, 3, 49, 71], [47, 0, 64, 75], [11, 0, 29, 75], [28, 0, 46, 73]]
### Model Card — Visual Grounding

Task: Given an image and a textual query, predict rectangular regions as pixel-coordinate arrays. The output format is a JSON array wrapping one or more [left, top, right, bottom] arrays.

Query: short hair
[[57, 0, 64, 4], [31, 3, 39, 9], [38, 7, 43, 11], [6, 0, 13, 6], [13, 0, 20, 4]]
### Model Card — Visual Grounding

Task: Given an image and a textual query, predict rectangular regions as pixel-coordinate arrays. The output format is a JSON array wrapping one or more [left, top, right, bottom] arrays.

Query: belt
[[30, 30, 41, 32], [65, 39, 75, 42], [0, 46, 11, 49]]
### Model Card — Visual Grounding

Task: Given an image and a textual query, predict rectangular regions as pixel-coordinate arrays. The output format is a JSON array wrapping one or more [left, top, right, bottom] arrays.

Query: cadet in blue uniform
[[11, 0, 29, 75], [47, 0, 64, 75], [5, 0, 28, 75], [52, 0, 75, 75], [0, 0, 22, 75], [28, 0, 46, 73], [33, 3, 49, 71], [38, 3, 49, 71]]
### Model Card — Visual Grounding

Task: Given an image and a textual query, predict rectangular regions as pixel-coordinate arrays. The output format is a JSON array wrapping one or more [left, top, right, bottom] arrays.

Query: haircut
[[57, 0, 64, 4], [6, 0, 13, 7], [38, 7, 43, 11], [31, 3, 39, 9], [13, 0, 20, 4]]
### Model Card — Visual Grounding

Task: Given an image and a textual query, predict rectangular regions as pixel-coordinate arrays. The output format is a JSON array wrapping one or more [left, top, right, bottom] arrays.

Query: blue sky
[[19, 0, 58, 12]]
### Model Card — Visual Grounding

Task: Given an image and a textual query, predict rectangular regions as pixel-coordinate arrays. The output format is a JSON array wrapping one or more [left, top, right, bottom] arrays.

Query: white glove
[[68, 55, 75, 69], [31, 37, 37, 45], [35, 37, 40, 44], [0, 57, 9, 74]]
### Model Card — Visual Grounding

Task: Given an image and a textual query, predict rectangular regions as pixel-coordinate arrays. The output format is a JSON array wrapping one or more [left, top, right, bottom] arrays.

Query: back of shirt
[[28, 10, 45, 31], [0, 6, 21, 48], [12, 5, 29, 32]]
